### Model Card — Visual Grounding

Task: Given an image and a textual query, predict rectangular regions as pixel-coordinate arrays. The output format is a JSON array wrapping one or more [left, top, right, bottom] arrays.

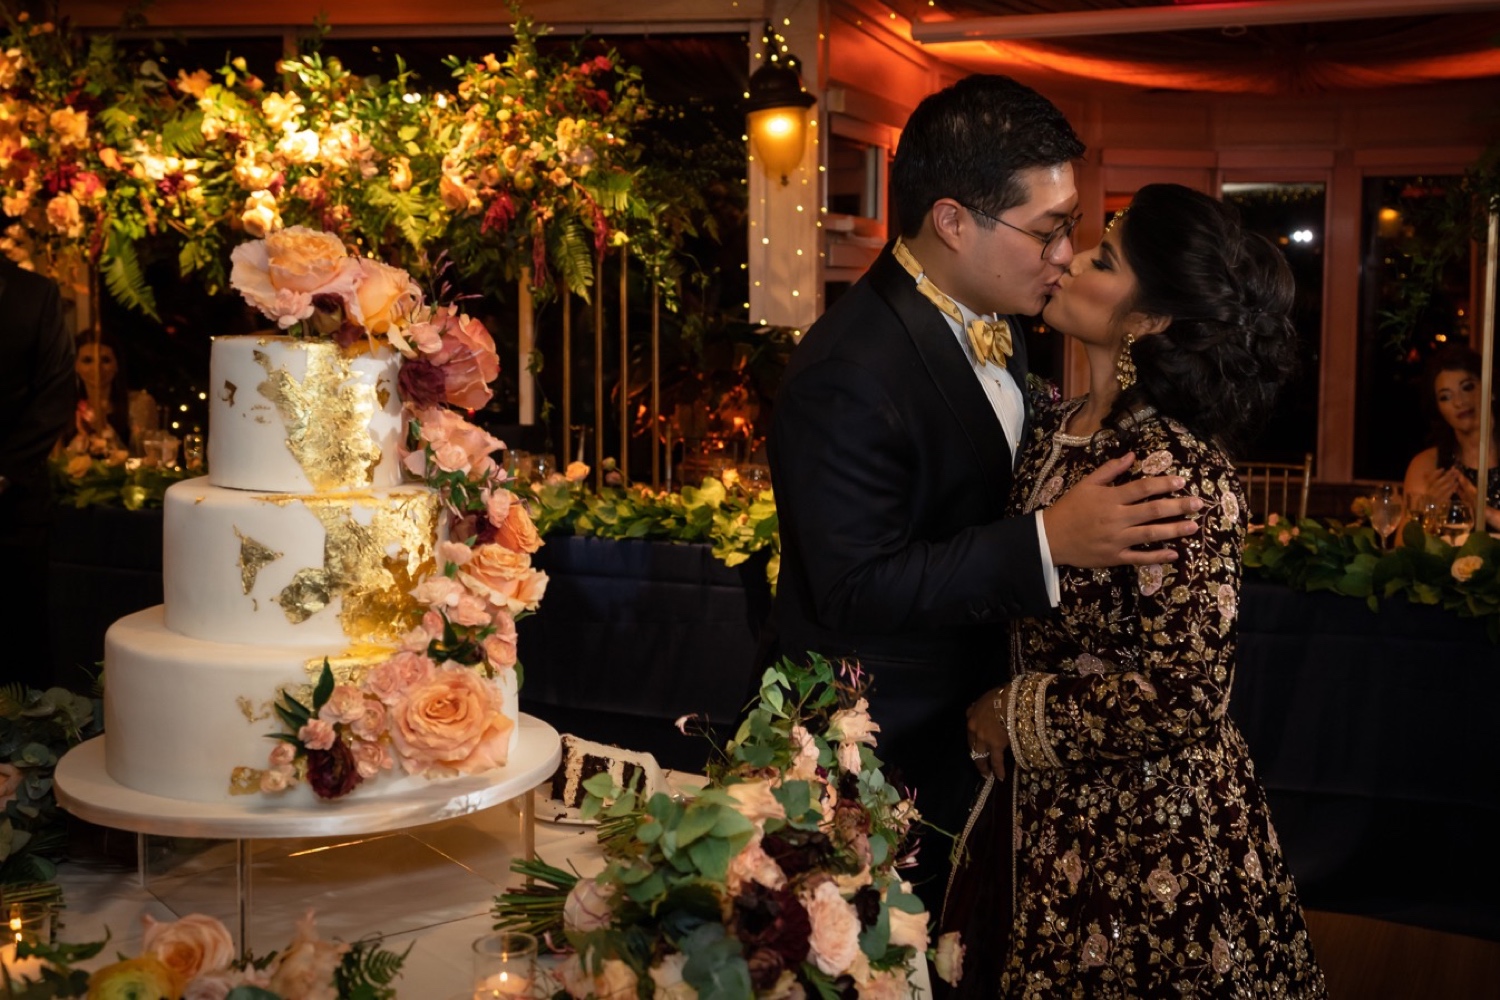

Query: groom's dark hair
[[890, 74, 1084, 239]]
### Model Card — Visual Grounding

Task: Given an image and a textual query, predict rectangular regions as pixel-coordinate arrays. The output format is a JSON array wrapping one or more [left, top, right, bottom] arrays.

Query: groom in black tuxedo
[[766, 76, 1202, 901]]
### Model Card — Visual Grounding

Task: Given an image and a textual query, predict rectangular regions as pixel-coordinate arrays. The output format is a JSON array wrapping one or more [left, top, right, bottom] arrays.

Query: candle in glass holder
[[472, 931, 536, 999], [0, 902, 52, 983]]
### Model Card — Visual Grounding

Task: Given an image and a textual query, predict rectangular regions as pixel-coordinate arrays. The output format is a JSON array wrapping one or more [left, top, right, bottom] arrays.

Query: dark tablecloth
[[47, 517, 1499, 938]]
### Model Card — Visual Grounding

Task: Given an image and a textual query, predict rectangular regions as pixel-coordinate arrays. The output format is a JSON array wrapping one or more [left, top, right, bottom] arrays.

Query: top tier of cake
[[208, 335, 406, 493]]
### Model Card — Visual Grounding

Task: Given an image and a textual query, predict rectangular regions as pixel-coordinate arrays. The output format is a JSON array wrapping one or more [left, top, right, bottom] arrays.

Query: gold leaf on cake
[[235, 528, 283, 595], [236, 696, 274, 723], [229, 767, 262, 795], [220, 380, 238, 406], [278, 568, 332, 622], [253, 343, 384, 491]]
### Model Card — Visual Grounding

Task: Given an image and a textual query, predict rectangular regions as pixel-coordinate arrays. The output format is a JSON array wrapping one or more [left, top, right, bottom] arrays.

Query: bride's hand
[[966, 685, 1010, 780], [1042, 453, 1203, 568]]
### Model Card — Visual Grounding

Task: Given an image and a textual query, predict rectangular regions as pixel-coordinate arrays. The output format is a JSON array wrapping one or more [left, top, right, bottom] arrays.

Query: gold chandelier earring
[[1115, 332, 1137, 391]]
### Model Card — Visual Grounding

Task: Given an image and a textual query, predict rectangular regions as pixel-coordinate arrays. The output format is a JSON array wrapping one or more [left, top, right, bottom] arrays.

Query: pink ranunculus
[[268, 912, 347, 1000], [317, 684, 367, 725], [142, 913, 236, 982], [298, 719, 336, 751], [563, 877, 617, 934], [363, 651, 436, 706], [350, 739, 392, 779], [406, 406, 502, 478], [933, 931, 966, 986], [484, 488, 514, 526], [494, 501, 543, 554], [483, 613, 518, 671], [268, 742, 297, 768], [349, 699, 387, 741], [803, 881, 862, 976], [388, 668, 514, 776], [438, 540, 474, 570], [0, 762, 22, 810]]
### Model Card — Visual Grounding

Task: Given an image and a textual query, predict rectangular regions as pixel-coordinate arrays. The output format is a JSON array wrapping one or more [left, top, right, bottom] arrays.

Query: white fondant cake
[[103, 333, 520, 805], [162, 479, 441, 647], [538, 734, 667, 823], [207, 335, 406, 493]]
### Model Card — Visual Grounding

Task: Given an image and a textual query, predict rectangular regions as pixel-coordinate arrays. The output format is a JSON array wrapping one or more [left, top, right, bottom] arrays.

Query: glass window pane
[[1223, 182, 1325, 465], [1354, 175, 1472, 481]]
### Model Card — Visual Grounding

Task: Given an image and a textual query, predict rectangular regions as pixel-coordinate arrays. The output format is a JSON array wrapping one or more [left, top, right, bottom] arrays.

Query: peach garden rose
[[141, 913, 236, 983], [803, 880, 862, 976], [388, 667, 514, 775]]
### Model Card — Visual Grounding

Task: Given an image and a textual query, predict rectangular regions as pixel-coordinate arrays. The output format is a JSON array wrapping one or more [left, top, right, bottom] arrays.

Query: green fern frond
[[101, 230, 159, 321], [550, 220, 595, 301], [161, 111, 207, 155]]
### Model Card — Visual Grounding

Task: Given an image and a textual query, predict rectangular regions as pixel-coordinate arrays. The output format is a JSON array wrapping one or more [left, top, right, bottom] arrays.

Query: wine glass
[[1441, 496, 1474, 547], [1369, 484, 1402, 549]]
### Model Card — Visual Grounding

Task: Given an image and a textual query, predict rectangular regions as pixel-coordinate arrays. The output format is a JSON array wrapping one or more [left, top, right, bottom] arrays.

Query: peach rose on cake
[[350, 257, 422, 336], [231, 225, 359, 326], [483, 612, 518, 671], [317, 684, 367, 725], [349, 698, 387, 741], [484, 487, 514, 525], [457, 542, 548, 614], [351, 739, 393, 779], [494, 500, 543, 554], [388, 667, 514, 775], [141, 913, 236, 983]]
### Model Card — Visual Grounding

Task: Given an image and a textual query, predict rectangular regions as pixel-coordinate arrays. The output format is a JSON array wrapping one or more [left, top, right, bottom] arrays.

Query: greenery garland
[[1243, 515, 1500, 641]]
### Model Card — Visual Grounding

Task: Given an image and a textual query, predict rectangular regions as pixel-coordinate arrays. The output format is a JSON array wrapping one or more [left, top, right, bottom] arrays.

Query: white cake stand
[[55, 714, 562, 950]]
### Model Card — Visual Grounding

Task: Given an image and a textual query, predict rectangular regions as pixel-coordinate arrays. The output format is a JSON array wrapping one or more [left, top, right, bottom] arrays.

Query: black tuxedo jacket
[[0, 259, 72, 528], [766, 245, 1053, 883]]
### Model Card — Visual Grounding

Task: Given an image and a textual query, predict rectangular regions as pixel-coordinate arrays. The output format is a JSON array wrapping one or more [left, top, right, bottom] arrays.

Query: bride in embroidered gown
[[946, 184, 1327, 998]]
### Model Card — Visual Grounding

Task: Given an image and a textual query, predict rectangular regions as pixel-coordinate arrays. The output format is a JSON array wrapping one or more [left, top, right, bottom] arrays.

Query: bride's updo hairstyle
[[1110, 183, 1299, 453]]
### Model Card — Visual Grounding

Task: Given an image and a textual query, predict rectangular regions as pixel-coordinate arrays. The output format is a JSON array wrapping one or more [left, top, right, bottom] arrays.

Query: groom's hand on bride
[[1043, 452, 1202, 568]]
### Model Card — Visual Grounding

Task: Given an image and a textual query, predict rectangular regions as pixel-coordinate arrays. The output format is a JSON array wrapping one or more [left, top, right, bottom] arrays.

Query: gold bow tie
[[892, 239, 1013, 369]]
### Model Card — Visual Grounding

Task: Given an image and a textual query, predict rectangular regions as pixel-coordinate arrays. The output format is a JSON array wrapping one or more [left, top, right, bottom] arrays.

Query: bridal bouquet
[[493, 654, 965, 998], [1, 910, 404, 1000], [227, 228, 548, 800]]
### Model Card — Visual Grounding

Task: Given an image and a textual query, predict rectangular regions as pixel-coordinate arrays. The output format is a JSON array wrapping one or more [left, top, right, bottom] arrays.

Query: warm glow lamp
[[746, 47, 816, 186]]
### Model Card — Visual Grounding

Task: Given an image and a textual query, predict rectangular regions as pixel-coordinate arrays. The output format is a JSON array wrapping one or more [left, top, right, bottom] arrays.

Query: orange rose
[[494, 502, 543, 554], [388, 667, 514, 775], [351, 257, 422, 335], [458, 543, 547, 613]]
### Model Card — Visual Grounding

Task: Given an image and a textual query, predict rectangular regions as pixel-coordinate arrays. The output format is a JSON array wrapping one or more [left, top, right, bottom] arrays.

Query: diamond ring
[[969, 749, 990, 760]]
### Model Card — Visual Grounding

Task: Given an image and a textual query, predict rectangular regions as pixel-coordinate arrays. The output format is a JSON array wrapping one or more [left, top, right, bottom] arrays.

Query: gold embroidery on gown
[[997, 397, 1327, 999]]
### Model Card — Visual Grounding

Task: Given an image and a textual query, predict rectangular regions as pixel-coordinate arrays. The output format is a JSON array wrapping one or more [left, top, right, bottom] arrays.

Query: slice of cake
[[539, 734, 666, 822]]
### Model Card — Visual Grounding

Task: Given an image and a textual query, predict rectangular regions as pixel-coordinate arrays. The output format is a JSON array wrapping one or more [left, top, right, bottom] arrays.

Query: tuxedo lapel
[[867, 249, 1013, 500]]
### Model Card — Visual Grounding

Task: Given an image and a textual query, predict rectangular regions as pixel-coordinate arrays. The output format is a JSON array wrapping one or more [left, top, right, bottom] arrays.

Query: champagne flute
[[1369, 484, 1402, 550], [1442, 496, 1474, 547]]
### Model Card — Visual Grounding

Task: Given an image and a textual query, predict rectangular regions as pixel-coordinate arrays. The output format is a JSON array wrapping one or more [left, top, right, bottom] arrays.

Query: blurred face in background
[[1434, 367, 1482, 435], [76, 341, 119, 390]]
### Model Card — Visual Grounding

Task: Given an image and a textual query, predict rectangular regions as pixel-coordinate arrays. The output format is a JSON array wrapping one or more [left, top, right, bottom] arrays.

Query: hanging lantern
[[745, 33, 816, 187]]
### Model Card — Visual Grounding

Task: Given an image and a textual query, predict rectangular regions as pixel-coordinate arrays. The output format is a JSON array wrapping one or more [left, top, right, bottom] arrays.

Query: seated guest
[[1401, 344, 1500, 534], [65, 328, 157, 457]]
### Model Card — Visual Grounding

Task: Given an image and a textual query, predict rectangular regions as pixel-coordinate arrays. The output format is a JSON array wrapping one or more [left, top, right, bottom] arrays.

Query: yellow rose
[[1452, 555, 1484, 583], [275, 128, 320, 164], [49, 106, 88, 147], [86, 955, 185, 1000], [440, 172, 479, 213], [260, 90, 305, 131]]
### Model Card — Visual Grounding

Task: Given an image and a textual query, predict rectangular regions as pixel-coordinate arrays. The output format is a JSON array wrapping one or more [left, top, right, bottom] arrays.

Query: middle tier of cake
[[163, 478, 442, 648]]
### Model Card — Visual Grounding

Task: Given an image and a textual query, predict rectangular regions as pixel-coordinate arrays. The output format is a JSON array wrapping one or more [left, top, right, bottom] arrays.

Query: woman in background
[[952, 184, 1326, 998], [1401, 344, 1500, 534]]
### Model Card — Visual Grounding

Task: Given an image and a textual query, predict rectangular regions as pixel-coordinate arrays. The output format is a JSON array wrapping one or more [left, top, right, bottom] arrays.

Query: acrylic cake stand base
[[55, 714, 562, 951]]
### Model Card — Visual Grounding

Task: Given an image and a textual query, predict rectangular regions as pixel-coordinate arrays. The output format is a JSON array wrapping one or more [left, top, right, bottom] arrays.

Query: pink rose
[[268, 742, 296, 767], [388, 668, 514, 776], [230, 226, 361, 326], [563, 877, 617, 934], [837, 741, 864, 775], [142, 913, 236, 982], [351, 739, 392, 779], [425, 307, 500, 410], [363, 651, 436, 706], [298, 719, 336, 751], [411, 574, 467, 611], [259, 766, 294, 793], [349, 699, 387, 741], [0, 762, 22, 810], [933, 931, 965, 986], [317, 684, 366, 725], [268, 912, 347, 1000], [494, 502, 543, 554], [438, 540, 474, 570], [803, 881, 861, 976], [483, 613, 518, 671], [484, 488, 514, 526]]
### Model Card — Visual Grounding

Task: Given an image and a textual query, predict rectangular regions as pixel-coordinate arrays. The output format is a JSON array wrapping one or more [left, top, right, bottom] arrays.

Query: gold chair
[[1238, 453, 1313, 523]]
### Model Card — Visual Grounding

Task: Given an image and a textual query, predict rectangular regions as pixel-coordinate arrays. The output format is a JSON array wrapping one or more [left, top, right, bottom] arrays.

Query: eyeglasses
[[960, 202, 1082, 261]]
